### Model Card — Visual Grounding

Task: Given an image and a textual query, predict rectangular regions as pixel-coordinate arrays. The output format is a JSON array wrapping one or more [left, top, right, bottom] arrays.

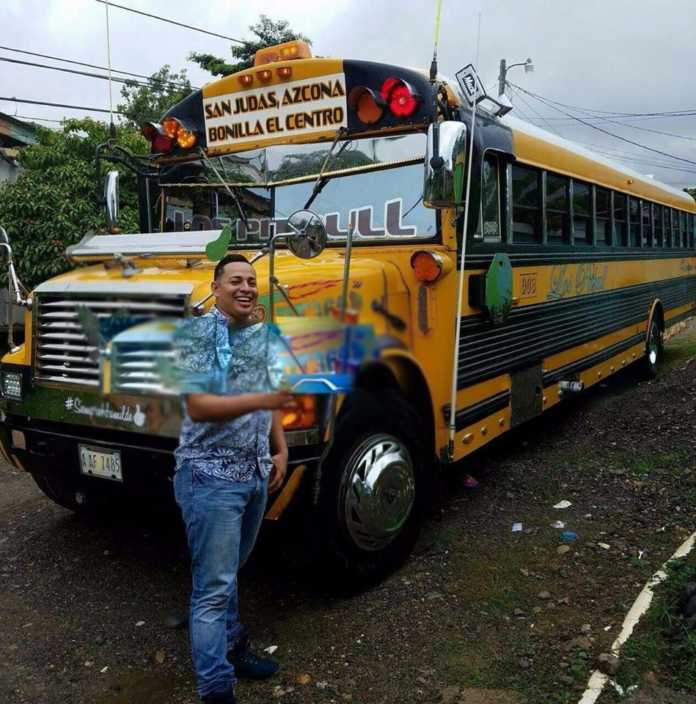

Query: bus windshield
[[160, 133, 435, 244]]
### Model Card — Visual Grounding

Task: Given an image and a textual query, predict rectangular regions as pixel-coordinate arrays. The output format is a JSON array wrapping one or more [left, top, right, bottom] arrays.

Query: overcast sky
[[2, 0, 696, 187]]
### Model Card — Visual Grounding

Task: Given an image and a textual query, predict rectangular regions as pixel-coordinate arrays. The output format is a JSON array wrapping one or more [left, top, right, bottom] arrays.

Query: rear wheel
[[315, 389, 430, 590], [641, 318, 663, 378]]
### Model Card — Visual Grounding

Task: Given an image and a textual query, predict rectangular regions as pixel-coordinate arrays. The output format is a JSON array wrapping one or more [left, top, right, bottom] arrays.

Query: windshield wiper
[[197, 148, 249, 229], [304, 128, 350, 210]]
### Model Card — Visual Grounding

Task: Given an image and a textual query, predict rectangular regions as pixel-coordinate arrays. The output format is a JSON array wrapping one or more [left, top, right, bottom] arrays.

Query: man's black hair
[[214, 254, 250, 281]]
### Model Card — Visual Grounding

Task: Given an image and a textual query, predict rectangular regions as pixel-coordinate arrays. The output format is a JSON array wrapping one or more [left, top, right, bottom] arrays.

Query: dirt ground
[[1, 323, 695, 704]]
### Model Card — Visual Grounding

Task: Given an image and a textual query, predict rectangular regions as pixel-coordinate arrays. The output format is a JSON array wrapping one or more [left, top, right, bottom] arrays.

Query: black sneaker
[[201, 688, 236, 704], [228, 637, 279, 680]]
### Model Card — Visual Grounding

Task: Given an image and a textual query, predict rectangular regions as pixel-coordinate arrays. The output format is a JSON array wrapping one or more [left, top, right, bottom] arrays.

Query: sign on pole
[[455, 64, 485, 107]]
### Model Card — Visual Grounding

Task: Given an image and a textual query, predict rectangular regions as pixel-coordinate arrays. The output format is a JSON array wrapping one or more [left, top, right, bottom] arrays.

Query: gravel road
[[1, 323, 695, 704]]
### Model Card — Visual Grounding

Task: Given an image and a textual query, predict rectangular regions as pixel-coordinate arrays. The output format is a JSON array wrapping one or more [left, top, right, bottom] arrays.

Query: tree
[[190, 15, 310, 77], [686, 187, 696, 202], [272, 149, 375, 181], [0, 119, 146, 289], [118, 65, 192, 130]]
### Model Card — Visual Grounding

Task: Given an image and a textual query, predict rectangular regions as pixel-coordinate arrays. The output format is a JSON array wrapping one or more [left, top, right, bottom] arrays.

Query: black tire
[[315, 388, 430, 591], [641, 318, 663, 378]]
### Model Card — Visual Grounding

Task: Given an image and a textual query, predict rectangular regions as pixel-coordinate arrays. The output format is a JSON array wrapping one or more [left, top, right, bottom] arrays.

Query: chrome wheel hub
[[648, 326, 660, 365], [340, 434, 416, 552]]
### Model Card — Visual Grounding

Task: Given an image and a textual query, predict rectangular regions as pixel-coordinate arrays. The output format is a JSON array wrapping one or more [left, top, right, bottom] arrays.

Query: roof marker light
[[256, 69, 273, 83]]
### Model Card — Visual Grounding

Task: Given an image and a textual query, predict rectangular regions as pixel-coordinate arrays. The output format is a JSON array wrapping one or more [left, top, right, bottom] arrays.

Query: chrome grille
[[111, 343, 178, 396], [34, 294, 186, 388]]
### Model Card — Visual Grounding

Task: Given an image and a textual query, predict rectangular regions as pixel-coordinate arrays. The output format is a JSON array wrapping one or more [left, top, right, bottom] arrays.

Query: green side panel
[[484, 252, 513, 324]]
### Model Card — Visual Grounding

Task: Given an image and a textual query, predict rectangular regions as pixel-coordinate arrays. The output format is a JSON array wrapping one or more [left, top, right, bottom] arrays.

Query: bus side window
[[653, 204, 663, 248], [671, 209, 680, 248], [595, 187, 611, 245], [679, 211, 687, 248], [479, 153, 501, 242], [690, 213, 696, 249], [642, 201, 653, 247], [512, 164, 541, 244], [546, 173, 569, 245], [573, 180, 592, 246], [629, 197, 641, 247], [613, 193, 628, 247]]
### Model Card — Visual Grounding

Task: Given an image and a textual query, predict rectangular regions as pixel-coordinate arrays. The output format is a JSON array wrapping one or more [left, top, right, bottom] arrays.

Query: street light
[[498, 57, 534, 97]]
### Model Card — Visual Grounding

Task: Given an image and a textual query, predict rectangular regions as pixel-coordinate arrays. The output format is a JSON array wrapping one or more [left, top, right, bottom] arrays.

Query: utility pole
[[498, 57, 534, 97], [498, 58, 507, 97]]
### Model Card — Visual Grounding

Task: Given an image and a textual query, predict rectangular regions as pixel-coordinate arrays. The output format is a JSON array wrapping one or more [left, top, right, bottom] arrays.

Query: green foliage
[[118, 65, 192, 130], [686, 187, 696, 202], [0, 118, 146, 290], [190, 14, 310, 77], [272, 149, 374, 181]]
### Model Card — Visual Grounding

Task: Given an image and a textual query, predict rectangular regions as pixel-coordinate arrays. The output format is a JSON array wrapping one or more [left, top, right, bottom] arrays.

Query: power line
[[593, 116, 696, 142], [509, 83, 696, 142], [0, 55, 198, 92], [1, 56, 140, 87], [577, 142, 696, 171], [0, 44, 192, 89], [508, 85, 562, 137], [509, 86, 696, 119], [509, 82, 696, 168], [0, 96, 126, 115], [94, 0, 247, 44], [527, 113, 696, 123]]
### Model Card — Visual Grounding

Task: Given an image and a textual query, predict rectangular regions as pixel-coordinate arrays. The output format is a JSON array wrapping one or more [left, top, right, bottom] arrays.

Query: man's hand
[[261, 390, 297, 411], [268, 452, 288, 493]]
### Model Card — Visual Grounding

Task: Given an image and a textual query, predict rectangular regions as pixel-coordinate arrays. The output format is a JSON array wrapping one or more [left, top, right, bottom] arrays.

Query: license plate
[[79, 444, 123, 482]]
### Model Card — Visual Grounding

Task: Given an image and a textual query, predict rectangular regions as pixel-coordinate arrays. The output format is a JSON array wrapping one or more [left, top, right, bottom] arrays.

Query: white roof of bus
[[500, 113, 694, 206]]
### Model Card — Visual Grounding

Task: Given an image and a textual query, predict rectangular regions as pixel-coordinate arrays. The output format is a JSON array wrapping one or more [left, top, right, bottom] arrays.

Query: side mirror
[[285, 209, 327, 259], [424, 121, 468, 209], [104, 170, 119, 232]]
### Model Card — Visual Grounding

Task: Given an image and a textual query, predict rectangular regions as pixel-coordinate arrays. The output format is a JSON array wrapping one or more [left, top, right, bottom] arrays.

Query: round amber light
[[176, 128, 197, 149], [411, 251, 442, 283]]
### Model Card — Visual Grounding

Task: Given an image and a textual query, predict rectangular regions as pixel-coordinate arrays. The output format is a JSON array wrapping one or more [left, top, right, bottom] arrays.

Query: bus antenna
[[430, 0, 443, 82], [104, 1, 116, 138]]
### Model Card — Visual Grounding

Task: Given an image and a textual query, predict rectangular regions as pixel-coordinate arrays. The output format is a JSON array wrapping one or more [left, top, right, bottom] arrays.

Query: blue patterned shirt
[[173, 306, 284, 482]]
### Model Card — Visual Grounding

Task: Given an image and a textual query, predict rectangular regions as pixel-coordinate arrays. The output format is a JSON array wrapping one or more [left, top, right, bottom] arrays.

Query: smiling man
[[173, 254, 295, 704]]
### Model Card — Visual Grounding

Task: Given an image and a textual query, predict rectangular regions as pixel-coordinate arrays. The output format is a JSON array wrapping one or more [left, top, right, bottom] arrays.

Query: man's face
[[212, 261, 258, 322]]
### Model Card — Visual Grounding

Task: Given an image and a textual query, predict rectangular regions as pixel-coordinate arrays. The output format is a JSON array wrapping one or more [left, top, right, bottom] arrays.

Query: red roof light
[[380, 76, 420, 118]]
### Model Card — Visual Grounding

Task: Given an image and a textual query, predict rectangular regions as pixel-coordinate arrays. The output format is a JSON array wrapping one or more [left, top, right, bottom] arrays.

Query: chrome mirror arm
[[0, 227, 30, 354]]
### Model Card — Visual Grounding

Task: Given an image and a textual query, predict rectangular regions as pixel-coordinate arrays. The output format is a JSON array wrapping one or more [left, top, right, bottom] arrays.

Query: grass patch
[[613, 552, 696, 694], [606, 447, 692, 480]]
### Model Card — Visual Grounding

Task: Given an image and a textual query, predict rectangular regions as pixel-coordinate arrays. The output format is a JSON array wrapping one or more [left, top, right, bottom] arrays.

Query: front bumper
[[0, 414, 320, 512]]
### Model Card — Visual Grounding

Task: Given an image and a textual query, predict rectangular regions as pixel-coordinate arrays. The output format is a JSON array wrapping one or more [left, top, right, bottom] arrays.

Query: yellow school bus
[[1, 40, 694, 585]]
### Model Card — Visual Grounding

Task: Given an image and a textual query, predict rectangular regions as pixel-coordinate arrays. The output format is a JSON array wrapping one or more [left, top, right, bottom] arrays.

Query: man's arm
[[186, 391, 294, 423]]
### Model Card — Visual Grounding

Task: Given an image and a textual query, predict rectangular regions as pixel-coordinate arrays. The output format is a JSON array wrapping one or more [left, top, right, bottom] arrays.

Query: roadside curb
[[578, 530, 696, 704]]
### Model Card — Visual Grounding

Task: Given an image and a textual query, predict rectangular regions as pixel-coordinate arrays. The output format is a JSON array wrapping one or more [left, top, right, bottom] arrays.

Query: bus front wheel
[[315, 389, 428, 591]]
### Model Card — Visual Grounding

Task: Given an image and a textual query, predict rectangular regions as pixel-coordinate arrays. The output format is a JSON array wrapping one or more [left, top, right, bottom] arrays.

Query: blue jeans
[[174, 462, 268, 698]]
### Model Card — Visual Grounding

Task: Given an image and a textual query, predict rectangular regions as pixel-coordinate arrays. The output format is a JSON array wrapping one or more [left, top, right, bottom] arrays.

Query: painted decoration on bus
[[203, 73, 347, 149]]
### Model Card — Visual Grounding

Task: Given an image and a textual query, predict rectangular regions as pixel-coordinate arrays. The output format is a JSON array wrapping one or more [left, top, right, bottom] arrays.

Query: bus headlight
[[1, 371, 23, 400]]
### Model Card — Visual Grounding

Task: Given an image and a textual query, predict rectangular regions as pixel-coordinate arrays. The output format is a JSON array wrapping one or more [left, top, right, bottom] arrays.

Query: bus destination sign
[[203, 73, 347, 150]]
